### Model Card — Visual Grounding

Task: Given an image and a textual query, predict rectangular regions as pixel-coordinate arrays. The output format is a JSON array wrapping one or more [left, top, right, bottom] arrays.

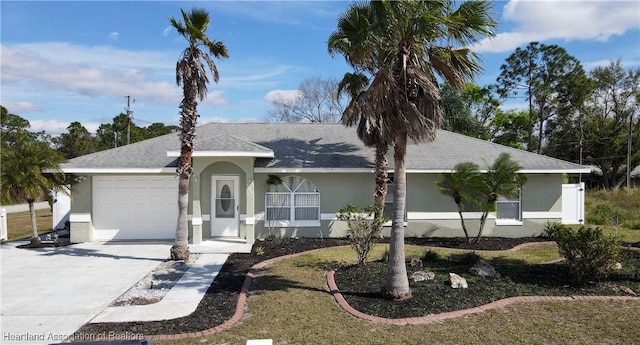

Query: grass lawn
[[153, 244, 640, 345], [3, 208, 53, 241]]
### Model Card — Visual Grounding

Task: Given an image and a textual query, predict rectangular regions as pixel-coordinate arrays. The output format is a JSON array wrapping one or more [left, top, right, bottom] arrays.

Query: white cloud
[[29, 119, 70, 133], [108, 32, 119, 41], [1, 101, 42, 113], [264, 89, 301, 104], [474, 0, 640, 53], [1, 43, 181, 106], [162, 26, 172, 37]]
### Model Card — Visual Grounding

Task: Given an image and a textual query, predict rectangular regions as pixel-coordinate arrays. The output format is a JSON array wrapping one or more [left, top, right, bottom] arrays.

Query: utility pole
[[125, 95, 134, 145]]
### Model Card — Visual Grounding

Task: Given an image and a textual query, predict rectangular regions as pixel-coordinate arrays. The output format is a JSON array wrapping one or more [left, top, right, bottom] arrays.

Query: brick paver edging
[[144, 243, 639, 341], [326, 269, 640, 325], [145, 247, 330, 341]]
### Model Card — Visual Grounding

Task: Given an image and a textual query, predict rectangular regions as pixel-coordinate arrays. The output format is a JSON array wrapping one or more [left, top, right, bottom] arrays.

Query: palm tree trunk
[[476, 211, 489, 243], [382, 133, 411, 300], [28, 198, 41, 245], [171, 148, 192, 261], [373, 143, 389, 220], [456, 203, 471, 243]]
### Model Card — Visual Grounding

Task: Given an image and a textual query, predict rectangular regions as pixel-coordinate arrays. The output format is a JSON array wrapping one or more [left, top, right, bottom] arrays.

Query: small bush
[[337, 204, 388, 265], [422, 250, 440, 262], [586, 203, 627, 226], [452, 251, 481, 265], [545, 223, 621, 285]]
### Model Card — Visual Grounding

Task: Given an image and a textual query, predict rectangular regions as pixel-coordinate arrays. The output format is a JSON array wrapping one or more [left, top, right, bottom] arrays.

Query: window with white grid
[[265, 176, 320, 224]]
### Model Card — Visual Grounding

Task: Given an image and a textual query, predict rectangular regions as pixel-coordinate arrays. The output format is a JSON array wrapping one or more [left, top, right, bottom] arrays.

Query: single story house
[[59, 123, 590, 244]]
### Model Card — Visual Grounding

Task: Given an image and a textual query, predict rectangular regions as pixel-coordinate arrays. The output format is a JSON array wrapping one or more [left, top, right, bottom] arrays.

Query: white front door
[[211, 176, 239, 237]]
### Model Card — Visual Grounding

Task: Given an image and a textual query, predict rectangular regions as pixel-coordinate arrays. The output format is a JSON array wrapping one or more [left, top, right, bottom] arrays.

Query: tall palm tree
[[436, 162, 482, 243], [169, 8, 228, 260], [476, 153, 527, 243], [330, 0, 495, 300]]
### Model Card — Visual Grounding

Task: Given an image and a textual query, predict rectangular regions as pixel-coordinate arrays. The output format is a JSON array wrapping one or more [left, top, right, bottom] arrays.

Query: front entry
[[211, 175, 240, 237]]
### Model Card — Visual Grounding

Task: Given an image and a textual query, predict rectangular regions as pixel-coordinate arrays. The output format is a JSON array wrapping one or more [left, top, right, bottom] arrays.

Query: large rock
[[411, 271, 435, 283], [469, 259, 501, 278], [449, 273, 468, 289]]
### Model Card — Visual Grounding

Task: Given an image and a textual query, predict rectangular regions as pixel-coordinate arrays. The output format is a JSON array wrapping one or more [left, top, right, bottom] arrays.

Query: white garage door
[[93, 176, 178, 240]]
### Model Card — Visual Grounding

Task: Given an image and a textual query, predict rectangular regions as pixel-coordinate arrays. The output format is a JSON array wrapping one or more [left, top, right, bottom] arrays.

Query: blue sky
[[1, 1, 639, 135]]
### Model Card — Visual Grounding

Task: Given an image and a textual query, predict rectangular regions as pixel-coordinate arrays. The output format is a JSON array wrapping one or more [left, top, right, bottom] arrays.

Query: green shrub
[[586, 203, 628, 226], [422, 249, 440, 262], [451, 251, 481, 265], [545, 223, 621, 285], [337, 204, 388, 265]]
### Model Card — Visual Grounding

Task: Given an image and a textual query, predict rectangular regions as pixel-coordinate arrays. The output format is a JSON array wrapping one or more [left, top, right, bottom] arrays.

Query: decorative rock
[[410, 257, 423, 267], [411, 271, 435, 283], [449, 273, 468, 289], [619, 286, 636, 296], [469, 259, 501, 278]]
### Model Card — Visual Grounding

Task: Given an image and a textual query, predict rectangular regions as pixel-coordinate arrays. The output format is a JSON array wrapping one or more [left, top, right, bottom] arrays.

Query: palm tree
[[476, 153, 527, 243], [330, 4, 390, 221], [1, 133, 65, 245], [436, 162, 482, 243], [330, 0, 495, 300], [169, 8, 228, 260]]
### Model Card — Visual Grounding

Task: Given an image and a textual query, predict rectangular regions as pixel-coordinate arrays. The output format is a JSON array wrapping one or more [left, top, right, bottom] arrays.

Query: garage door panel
[[93, 176, 178, 240]]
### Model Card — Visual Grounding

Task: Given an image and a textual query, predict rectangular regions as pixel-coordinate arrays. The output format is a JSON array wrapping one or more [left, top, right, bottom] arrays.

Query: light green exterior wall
[[67, 167, 566, 242]]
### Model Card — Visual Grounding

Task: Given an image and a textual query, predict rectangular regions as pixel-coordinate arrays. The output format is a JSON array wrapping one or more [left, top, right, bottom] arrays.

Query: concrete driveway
[[1, 241, 172, 344]]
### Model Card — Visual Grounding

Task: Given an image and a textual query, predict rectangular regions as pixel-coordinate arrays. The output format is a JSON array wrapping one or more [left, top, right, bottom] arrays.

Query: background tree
[[53, 121, 96, 159], [330, 0, 495, 300], [441, 82, 500, 140], [579, 61, 638, 189], [496, 42, 587, 153], [1, 106, 66, 245], [436, 162, 482, 242], [265, 77, 346, 123], [488, 109, 532, 149], [169, 7, 228, 260]]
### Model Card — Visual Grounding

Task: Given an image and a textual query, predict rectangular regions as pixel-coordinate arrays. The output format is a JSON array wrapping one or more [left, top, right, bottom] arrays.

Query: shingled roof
[[59, 122, 589, 173]]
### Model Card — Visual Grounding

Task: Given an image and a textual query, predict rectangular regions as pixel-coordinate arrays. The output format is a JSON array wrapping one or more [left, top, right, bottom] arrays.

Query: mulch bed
[[72, 236, 631, 339]]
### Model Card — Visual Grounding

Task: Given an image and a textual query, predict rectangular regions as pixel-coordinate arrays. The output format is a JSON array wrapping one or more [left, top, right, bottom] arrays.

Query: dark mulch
[[72, 238, 348, 339], [335, 245, 640, 319], [71, 236, 637, 339]]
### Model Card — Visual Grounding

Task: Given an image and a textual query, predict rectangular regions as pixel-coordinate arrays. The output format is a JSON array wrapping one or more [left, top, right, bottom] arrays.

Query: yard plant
[[337, 204, 388, 265], [545, 222, 622, 284]]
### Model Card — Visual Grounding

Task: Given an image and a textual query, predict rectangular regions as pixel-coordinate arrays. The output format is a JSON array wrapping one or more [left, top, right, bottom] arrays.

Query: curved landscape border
[[145, 244, 640, 341]]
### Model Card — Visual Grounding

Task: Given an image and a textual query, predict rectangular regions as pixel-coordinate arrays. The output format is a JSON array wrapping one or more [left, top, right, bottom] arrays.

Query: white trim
[[495, 219, 523, 226], [191, 217, 203, 226], [522, 211, 562, 219], [69, 213, 92, 222], [244, 216, 255, 225], [263, 220, 321, 227], [60, 168, 177, 174], [321, 213, 338, 221], [202, 214, 210, 221], [255, 168, 375, 173], [408, 169, 590, 174], [408, 212, 489, 220], [167, 150, 274, 158]]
